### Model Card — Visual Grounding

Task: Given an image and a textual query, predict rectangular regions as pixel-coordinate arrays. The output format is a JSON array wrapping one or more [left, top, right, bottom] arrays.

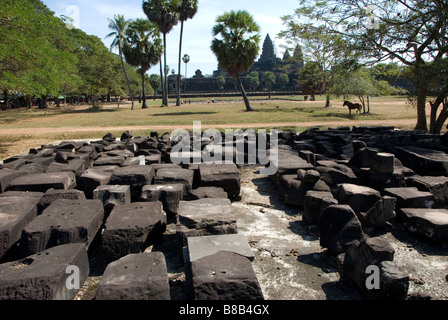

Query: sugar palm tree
[[123, 19, 163, 109], [143, 0, 180, 106], [211, 10, 260, 112], [176, 0, 198, 106], [106, 14, 135, 110]]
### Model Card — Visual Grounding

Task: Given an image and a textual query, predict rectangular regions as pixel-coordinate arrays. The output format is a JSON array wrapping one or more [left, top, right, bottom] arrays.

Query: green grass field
[[0, 95, 422, 160]]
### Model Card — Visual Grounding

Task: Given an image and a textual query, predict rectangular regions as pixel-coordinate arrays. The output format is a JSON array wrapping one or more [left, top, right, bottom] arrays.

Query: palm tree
[[106, 14, 135, 110], [211, 10, 260, 111], [176, 0, 198, 106], [123, 19, 163, 109], [143, 0, 180, 106]]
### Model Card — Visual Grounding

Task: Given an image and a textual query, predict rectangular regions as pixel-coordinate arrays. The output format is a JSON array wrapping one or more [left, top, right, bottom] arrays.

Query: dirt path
[[0, 119, 417, 135]]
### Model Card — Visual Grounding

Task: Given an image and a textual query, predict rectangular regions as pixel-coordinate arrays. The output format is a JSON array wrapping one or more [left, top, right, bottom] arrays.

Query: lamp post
[[182, 54, 190, 96]]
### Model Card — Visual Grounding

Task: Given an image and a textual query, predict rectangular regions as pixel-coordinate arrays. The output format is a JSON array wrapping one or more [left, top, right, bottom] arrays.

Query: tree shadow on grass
[[153, 111, 217, 116], [64, 107, 122, 114]]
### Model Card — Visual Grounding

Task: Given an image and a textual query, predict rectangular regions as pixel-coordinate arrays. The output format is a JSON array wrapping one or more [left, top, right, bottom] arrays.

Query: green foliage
[[211, 10, 261, 111], [246, 71, 260, 91]]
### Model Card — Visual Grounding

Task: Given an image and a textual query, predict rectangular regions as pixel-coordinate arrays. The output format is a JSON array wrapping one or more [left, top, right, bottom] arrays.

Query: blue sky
[[42, 0, 299, 77]]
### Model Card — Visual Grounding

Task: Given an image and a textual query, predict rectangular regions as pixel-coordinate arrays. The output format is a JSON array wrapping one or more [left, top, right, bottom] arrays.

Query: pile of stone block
[[269, 126, 448, 299], [0, 131, 261, 300]]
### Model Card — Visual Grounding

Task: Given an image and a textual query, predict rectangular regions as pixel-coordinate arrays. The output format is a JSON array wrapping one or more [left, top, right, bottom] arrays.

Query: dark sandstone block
[[93, 185, 131, 213], [406, 175, 448, 207], [189, 187, 228, 200], [77, 167, 116, 199], [0, 197, 37, 259], [20, 199, 104, 256], [186, 234, 254, 263], [102, 202, 166, 259], [154, 168, 194, 196], [140, 184, 184, 214], [109, 165, 155, 201], [0, 244, 89, 300], [357, 196, 396, 228], [93, 155, 126, 167], [191, 251, 264, 300], [384, 187, 435, 209], [199, 163, 241, 198], [399, 208, 448, 244], [46, 158, 87, 177], [393, 146, 448, 176], [0, 169, 18, 193], [38, 188, 86, 214], [336, 183, 381, 213], [7, 171, 77, 193], [177, 198, 237, 245], [318, 204, 365, 253], [303, 190, 338, 225], [95, 252, 170, 300]]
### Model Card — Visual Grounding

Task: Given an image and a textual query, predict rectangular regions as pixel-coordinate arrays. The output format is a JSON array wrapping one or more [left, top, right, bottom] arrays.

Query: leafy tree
[[217, 75, 226, 90], [211, 10, 261, 111], [123, 19, 163, 108], [176, 0, 198, 106], [106, 14, 135, 110], [149, 74, 161, 97], [278, 73, 289, 91], [281, 0, 448, 131], [143, 0, 180, 106], [246, 71, 260, 92], [298, 61, 325, 101], [263, 71, 276, 98]]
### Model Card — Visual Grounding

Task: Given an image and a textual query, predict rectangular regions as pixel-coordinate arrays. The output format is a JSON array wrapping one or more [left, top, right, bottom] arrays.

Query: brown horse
[[343, 101, 362, 116]]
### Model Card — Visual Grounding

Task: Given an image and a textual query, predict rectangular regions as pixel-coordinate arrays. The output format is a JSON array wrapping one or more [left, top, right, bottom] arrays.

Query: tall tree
[[176, 0, 198, 106], [123, 19, 163, 109], [211, 10, 261, 112], [281, 0, 448, 131], [143, 0, 180, 106], [263, 71, 276, 99], [106, 14, 135, 110]]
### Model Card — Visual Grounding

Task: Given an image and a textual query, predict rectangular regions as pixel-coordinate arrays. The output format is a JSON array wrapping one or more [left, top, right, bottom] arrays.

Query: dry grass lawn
[[0, 95, 429, 161]]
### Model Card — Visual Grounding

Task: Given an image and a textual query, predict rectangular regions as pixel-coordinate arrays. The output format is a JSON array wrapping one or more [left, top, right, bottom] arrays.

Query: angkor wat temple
[[167, 34, 304, 95]]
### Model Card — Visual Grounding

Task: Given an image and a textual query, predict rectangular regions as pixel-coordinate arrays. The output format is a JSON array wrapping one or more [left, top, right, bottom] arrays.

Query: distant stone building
[[168, 34, 304, 94]]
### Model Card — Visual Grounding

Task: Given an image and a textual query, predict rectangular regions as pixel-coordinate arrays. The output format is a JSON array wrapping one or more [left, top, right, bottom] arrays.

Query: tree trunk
[[4, 90, 10, 109], [176, 21, 184, 107], [141, 72, 147, 109], [162, 33, 169, 107], [324, 94, 331, 108], [39, 95, 48, 109], [159, 60, 165, 106], [415, 87, 428, 131], [119, 46, 135, 110], [236, 73, 253, 112]]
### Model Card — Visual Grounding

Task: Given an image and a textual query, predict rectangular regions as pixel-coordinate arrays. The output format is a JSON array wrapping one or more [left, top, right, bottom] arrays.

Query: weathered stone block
[[186, 234, 254, 263], [140, 184, 184, 214], [177, 198, 237, 245], [102, 202, 166, 260], [46, 159, 87, 177], [399, 208, 448, 244], [189, 187, 228, 200], [20, 199, 104, 256], [77, 167, 116, 199], [7, 171, 76, 193], [96, 252, 170, 300], [357, 196, 396, 228], [336, 184, 382, 213], [318, 204, 365, 253], [190, 251, 263, 300], [109, 165, 155, 201], [406, 175, 448, 207], [38, 188, 86, 214], [93, 185, 131, 212], [371, 153, 395, 174], [154, 168, 194, 196], [303, 190, 338, 225], [0, 169, 18, 193], [0, 244, 89, 300], [199, 163, 241, 198], [0, 197, 37, 259], [393, 146, 448, 176], [384, 187, 435, 209]]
